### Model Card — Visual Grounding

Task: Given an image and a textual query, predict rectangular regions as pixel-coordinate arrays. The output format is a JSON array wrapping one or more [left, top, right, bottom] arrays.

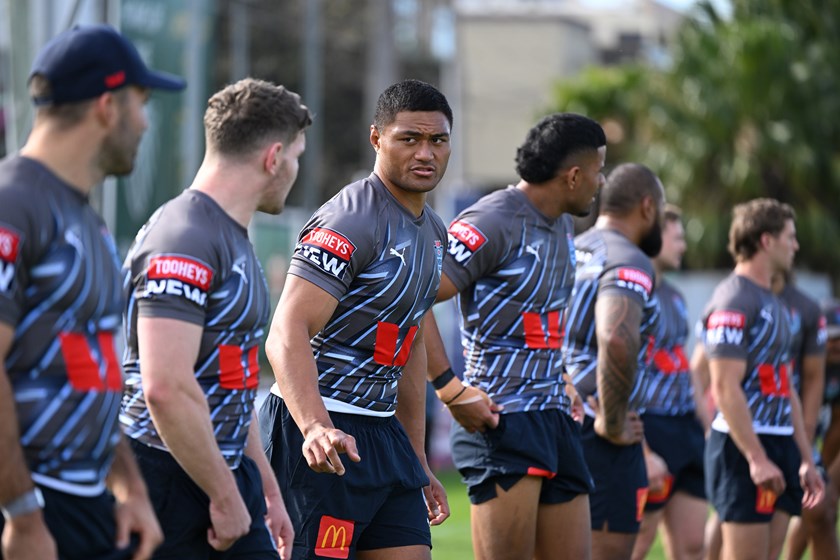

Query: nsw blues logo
[[0, 225, 21, 292], [434, 239, 443, 274]]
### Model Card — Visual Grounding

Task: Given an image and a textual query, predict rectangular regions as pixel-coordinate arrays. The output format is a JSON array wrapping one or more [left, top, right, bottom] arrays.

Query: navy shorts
[[705, 429, 803, 522], [259, 394, 431, 560], [450, 409, 593, 505], [642, 412, 706, 511], [129, 439, 278, 559], [0, 486, 139, 560], [581, 416, 648, 533]]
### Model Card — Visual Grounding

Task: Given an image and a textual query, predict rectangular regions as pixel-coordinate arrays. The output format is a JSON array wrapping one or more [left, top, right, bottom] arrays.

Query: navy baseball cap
[[29, 24, 186, 105], [821, 298, 840, 339]]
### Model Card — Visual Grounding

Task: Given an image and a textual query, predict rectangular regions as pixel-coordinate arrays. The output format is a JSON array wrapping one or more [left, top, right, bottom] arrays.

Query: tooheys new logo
[[705, 310, 746, 346], [447, 220, 487, 263], [615, 267, 653, 299], [298, 227, 356, 279], [143, 255, 213, 306], [0, 226, 21, 292]]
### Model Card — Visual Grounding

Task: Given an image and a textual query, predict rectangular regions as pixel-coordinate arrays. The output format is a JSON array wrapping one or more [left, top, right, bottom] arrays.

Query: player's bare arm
[[0, 323, 57, 560], [244, 411, 294, 559], [594, 291, 644, 444], [786, 370, 825, 509], [689, 344, 712, 432], [709, 357, 785, 496], [107, 438, 163, 559], [265, 274, 360, 476], [799, 353, 826, 443], [138, 317, 250, 551], [396, 324, 450, 526]]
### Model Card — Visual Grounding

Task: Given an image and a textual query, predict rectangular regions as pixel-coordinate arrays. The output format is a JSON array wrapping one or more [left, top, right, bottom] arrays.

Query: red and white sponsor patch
[[617, 267, 653, 294], [0, 226, 21, 263], [147, 255, 213, 290], [301, 227, 356, 260], [448, 220, 487, 251], [707, 310, 746, 329]]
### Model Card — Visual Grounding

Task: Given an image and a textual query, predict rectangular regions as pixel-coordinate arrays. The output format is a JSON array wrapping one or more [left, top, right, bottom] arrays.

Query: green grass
[[430, 469, 667, 560]]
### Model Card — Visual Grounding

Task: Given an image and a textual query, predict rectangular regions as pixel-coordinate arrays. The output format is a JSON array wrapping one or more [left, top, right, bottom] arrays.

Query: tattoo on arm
[[595, 293, 643, 436]]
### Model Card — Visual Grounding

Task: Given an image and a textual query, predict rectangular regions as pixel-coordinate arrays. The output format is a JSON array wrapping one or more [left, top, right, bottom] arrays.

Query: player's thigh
[[471, 475, 543, 560], [661, 491, 708, 559], [630, 509, 664, 560], [720, 522, 771, 560], [534, 493, 591, 560], [357, 545, 430, 560], [768, 511, 791, 560], [591, 528, 637, 560]]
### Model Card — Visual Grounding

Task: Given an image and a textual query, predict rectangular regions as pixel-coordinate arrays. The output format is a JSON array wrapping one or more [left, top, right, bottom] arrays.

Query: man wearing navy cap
[[0, 24, 184, 560]]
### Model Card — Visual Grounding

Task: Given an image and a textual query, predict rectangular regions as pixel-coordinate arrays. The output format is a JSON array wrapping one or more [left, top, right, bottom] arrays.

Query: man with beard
[[0, 24, 184, 559], [424, 113, 606, 560], [121, 79, 310, 559], [699, 199, 823, 560], [631, 205, 709, 560], [259, 79, 450, 560], [563, 162, 665, 560]]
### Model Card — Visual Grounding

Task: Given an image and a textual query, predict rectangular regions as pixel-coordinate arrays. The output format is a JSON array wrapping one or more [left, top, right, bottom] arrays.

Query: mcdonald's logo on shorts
[[647, 475, 674, 505], [755, 487, 777, 514], [315, 515, 355, 559], [636, 487, 649, 522]]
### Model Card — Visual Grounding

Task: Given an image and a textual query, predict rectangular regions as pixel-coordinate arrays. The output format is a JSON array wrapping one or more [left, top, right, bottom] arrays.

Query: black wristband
[[444, 385, 467, 406], [431, 367, 456, 390]]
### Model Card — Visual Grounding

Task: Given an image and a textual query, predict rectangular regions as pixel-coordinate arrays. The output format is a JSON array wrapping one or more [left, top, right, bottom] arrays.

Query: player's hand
[[2, 512, 58, 560], [747, 454, 786, 497], [207, 493, 251, 551], [264, 491, 294, 560], [566, 383, 584, 424], [437, 379, 503, 433], [113, 490, 163, 559], [799, 461, 825, 510], [643, 447, 670, 494], [588, 396, 643, 445], [301, 424, 361, 476], [422, 472, 450, 526]]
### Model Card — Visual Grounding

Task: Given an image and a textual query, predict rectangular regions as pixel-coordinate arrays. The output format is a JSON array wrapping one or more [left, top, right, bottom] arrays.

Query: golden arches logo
[[315, 515, 354, 559], [321, 525, 347, 550]]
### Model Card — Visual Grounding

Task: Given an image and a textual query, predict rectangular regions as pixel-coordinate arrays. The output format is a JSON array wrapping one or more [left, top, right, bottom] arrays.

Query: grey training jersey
[[443, 186, 574, 414], [700, 273, 793, 435], [778, 283, 827, 393], [563, 228, 660, 411], [642, 279, 695, 415], [285, 173, 446, 415], [0, 155, 123, 496], [121, 190, 270, 468]]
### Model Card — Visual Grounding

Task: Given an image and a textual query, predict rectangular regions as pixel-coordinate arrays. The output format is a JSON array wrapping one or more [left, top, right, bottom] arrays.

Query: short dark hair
[[727, 198, 795, 262], [515, 113, 606, 183], [204, 78, 312, 157], [373, 79, 453, 130], [599, 163, 663, 215]]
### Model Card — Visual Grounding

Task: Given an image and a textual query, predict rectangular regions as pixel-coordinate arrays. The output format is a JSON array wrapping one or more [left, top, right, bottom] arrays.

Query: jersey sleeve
[[287, 202, 377, 301], [442, 208, 507, 292], [131, 208, 218, 326], [0, 194, 39, 327], [597, 264, 654, 309], [700, 295, 750, 360], [802, 301, 828, 357]]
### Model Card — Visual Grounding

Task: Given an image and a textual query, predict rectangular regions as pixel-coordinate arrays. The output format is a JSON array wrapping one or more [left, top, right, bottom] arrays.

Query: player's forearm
[[144, 371, 239, 501], [788, 387, 816, 466], [596, 334, 638, 436], [266, 327, 334, 437], [714, 378, 767, 463], [106, 436, 150, 503], [423, 312, 452, 381], [800, 355, 826, 442], [689, 362, 711, 431], [244, 412, 282, 502], [396, 336, 430, 469], [0, 363, 38, 503]]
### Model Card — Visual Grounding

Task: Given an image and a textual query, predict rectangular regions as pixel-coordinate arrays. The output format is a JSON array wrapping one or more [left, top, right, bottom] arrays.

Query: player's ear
[[564, 166, 581, 190], [370, 124, 381, 152], [264, 142, 284, 174]]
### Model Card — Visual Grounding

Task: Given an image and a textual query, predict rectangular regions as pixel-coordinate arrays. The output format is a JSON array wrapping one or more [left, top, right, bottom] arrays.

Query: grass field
[[429, 469, 668, 560]]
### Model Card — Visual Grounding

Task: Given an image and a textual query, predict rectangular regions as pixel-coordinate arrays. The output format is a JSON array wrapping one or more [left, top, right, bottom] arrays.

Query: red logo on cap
[[105, 71, 126, 89]]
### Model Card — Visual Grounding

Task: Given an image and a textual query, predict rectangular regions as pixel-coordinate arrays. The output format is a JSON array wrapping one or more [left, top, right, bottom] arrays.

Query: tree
[[548, 0, 840, 286]]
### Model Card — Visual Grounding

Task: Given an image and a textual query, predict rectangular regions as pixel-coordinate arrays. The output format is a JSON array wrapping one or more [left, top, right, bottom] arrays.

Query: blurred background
[[1, 0, 838, 489]]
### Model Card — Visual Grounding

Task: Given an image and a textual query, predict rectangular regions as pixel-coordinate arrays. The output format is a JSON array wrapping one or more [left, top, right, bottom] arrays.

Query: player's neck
[[734, 258, 773, 290], [595, 215, 638, 244], [190, 156, 261, 228], [20, 126, 104, 195], [516, 180, 565, 219]]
